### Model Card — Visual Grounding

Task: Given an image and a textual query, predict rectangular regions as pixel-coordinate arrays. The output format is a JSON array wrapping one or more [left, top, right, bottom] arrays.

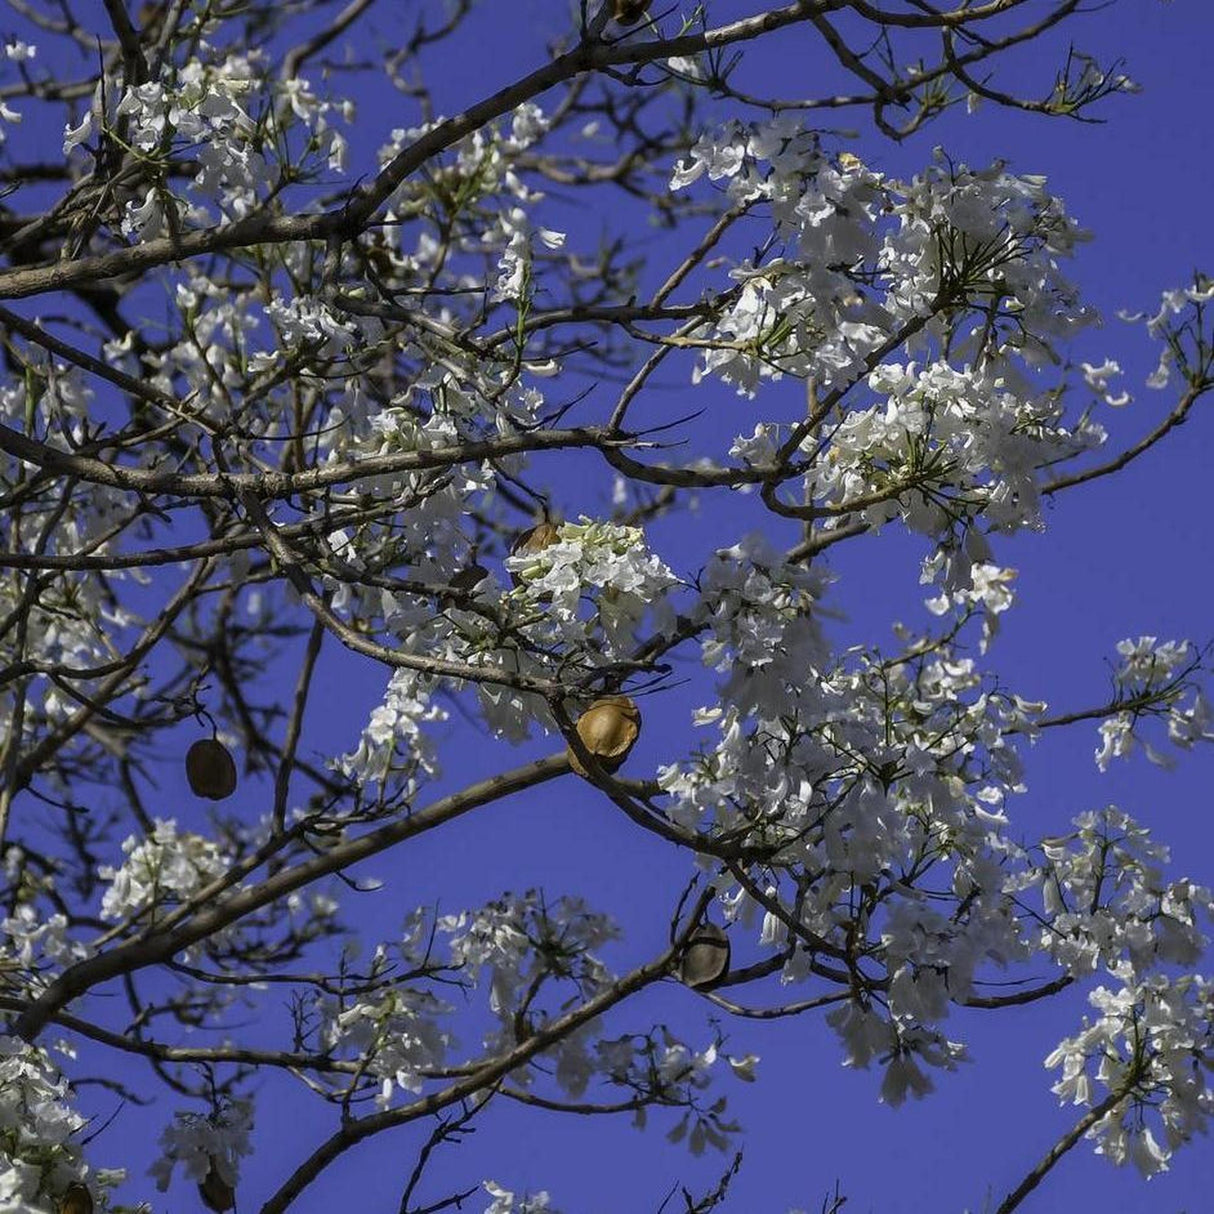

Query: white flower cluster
[[992, 805, 1214, 1173], [339, 668, 447, 791], [65, 48, 351, 239], [0, 41, 36, 138], [264, 295, 363, 359], [1095, 637, 1212, 771], [694, 533, 829, 719], [329, 516, 682, 753], [492, 208, 566, 304], [318, 987, 451, 1106], [1026, 807, 1213, 980], [0, 1038, 94, 1211], [1045, 974, 1214, 1176], [482, 1180, 560, 1214], [372, 103, 557, 303], [504, 518, 680, 651], [673, 124, 1089, 395], [436, 896, 749, 1145], [1120, 275, 1214, 390], [99, 819, 231, 923], [826, 1000, 968, 1107], [149, 1099, 252, 1196], [1, 907, 87, 986], [440, 892, 618, 1024], [667, 123, 1118, 550], [659, 558, 1070, 1102]]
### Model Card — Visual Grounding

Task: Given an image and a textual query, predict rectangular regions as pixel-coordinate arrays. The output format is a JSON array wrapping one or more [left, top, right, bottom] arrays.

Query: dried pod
[[509, 521, 561, 588], [612, 0, 648, 23], [439, 562, 489, 608], [678, 923, 730, 989], [186, 738, 238, 801], [567, 695, 641, 777], [59, 1184, 94, 1214], [198, 1159, 236, 1213], [449, 562, 489, 593]]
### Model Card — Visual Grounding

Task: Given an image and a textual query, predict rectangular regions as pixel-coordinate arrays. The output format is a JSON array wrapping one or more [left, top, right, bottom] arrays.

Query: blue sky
[[6, 2, 1214, 1212]]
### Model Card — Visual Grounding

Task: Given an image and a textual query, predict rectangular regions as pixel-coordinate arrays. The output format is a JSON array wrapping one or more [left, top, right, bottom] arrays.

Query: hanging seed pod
[[678, 923, 730, 989], [567, 695, 641, 777], [439, 562, 489, 608], [185, 738, 237, 801], [612, 0, 648, 23], [59, 1184, 94, 1214], [449, 562, 489, 593], [509, 521, 561, 588], [198, 1159, 236, 1213]]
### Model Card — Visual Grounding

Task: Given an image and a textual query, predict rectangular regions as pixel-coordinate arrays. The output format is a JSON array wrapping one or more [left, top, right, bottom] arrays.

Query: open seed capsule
[[678, 923, 730, 989], [509, 521, 561, 587], [59, 1184, 93, 1214], [186, 738, 238, 801], [567, 695, 641, 777], [198, 1159, 236, 1213]]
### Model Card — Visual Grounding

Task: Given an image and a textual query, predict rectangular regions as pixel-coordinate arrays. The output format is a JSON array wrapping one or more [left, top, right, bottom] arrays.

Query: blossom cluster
[[0, 1038, 99, 1211], [0, 9, 1211, 1205], [1095, 637, 1212, 770], [99, 819, 231, 924], [149, 1099, 253, 1196]]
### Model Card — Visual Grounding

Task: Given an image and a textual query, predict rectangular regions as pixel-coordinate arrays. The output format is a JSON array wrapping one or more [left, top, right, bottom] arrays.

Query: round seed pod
[[59, 1184, 94, 1214], [449, 562, 489, 593], [198, 1160, 236, 1213], [613, 0, 648, 23], [186, 738, 237, 801], [567, 696, 641, 777], [439, 562, 489, 608], [509, 521, 561, 588], [678, 923, 730, 990]]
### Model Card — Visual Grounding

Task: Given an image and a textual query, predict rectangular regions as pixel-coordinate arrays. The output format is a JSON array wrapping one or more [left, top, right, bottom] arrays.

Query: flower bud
[[678, 923, 730, 989], [567, 695, 641, 777], [186, 738, 238, 801]]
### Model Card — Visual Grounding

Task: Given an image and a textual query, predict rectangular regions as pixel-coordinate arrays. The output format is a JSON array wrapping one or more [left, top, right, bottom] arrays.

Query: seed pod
[[59, 1184, 94, 1214], [567, 695, 641, 777], [612, 0, 648, 23], [186, 738, 238, 801], [509, 521, 561, 587], [449, 562, 489, 593], [678, 923, 730, 989], [439, 562, 489, 608], [198, 1159, 236, 1213]]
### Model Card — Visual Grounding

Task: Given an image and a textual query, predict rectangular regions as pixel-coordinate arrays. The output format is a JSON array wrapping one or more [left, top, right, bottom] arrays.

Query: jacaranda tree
[[0, 2, 1210, 1212]]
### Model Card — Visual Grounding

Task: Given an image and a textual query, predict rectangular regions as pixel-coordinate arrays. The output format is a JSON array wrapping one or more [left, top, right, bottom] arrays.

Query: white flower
[[62, 112, 93, 154], [99, 819, 230, 921], [482, 1181, 560, 1214], [150, 1100, 253, 1194]]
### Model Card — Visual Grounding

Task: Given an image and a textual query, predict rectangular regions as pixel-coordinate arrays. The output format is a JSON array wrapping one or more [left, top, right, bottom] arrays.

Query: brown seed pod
[[612, 0, 648, 23], [567, 695, 641, 777], [678, 923, 730, 989], [509, 521, 561, 587], [186, 738, 238, 801], [449, 562, 489, 593], [439, 562, 489, 608], [59, 1183, 94, 1214], [198, 1159, 236, 1213]]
